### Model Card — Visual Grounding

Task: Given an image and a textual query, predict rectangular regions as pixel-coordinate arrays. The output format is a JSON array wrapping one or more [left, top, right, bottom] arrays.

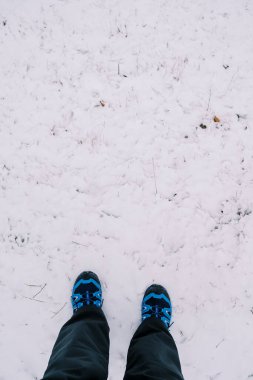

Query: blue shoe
[[142, 284, 172, 329], [71, 271, 103, 313]]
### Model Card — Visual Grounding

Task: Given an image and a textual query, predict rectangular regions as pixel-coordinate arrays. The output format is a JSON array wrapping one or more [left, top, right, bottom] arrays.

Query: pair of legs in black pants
[[42, 306, 184, 380]]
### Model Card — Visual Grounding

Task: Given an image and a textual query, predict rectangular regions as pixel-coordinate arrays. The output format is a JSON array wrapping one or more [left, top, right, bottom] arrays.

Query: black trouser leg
[[123, 318, 184, 380], [42, 306, 110, 380]]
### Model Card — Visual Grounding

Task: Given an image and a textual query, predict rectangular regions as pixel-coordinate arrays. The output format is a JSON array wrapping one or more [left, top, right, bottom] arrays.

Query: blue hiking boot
[[71, 271, 103, 313], [142, 284, 172, 329]]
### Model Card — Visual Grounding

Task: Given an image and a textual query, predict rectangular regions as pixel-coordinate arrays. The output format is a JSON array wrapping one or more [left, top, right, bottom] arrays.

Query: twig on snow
[[215, 338, 225, 348], [206, 88, 212, 112], [51, 302, 67, 319], [72, 241, 89, 247], [33, 283, 47, 299], [24, 296, 45, 303]]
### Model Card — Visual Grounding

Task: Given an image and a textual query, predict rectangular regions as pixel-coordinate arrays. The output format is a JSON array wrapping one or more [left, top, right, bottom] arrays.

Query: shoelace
[[143, 305, 170, 317], [142, 304, 173, 328], [72, 291, 102, 310]]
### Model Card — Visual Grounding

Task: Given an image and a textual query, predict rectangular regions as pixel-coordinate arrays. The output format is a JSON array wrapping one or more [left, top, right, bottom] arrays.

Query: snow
[[0, 0, 253, 379]]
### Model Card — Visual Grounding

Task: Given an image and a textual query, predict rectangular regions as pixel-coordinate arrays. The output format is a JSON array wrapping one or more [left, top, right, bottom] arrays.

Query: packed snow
[[0, 0, 253, 379]]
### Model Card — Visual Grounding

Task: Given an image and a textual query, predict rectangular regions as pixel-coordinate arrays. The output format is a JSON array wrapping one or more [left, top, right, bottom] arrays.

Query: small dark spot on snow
[[199, 123, 207, 129], [237, 113, 247, 121], [223, 64, 229, 69], [184, 135, 188, 139], [3, 20, 7, 26]]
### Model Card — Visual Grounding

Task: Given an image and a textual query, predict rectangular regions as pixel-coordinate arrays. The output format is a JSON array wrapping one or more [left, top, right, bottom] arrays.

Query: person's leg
[[123, 285, 184, 380], [41, 272, 110, 380]]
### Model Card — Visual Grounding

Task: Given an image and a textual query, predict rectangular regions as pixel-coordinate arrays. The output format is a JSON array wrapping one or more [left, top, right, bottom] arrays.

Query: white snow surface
[[0, 0, 253, 379]]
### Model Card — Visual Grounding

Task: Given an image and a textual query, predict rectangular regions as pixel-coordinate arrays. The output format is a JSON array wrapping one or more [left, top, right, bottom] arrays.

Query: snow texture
[[0, 0, 253, 379]]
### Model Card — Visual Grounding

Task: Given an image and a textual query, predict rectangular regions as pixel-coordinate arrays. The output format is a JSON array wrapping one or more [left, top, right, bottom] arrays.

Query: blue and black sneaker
[[142, 284, 172, 329], [71, 271, 103, 313]]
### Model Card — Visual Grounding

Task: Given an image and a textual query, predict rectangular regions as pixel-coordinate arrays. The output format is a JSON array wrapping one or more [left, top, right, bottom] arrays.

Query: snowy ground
[[0, 0, 253, 379]]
